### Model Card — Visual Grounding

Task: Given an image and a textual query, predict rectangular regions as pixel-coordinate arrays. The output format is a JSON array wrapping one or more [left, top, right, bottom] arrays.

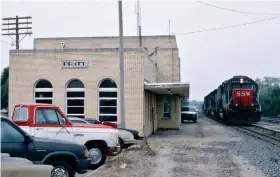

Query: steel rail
[[205, 115, 280, 147], [236, 125, 280, 147]]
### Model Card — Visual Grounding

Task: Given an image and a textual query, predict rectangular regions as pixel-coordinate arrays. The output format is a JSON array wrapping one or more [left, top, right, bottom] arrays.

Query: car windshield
[[181, 107, 196, 112], [85, 119, 98, 124]]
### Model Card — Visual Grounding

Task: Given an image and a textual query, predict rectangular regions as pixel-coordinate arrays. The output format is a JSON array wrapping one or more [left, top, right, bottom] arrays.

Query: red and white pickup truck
[[11, 103, 120, 168]]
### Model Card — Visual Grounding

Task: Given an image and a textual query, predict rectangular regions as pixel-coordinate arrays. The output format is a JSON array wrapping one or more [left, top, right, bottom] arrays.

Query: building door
[[151, 106, 155, 134], [151, 94, 157, 134]]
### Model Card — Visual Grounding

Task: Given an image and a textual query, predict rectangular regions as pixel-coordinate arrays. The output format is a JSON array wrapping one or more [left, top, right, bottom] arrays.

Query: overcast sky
[[1, 0, 280, 101]]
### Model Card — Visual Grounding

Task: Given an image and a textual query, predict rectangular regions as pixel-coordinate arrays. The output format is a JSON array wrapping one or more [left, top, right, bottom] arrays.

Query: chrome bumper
[[123, 139, 136, 145], [108, 145, 121, 156]]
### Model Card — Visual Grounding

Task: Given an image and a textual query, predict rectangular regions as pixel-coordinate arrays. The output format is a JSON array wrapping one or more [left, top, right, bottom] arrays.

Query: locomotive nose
[[233, 88, 254, 107]]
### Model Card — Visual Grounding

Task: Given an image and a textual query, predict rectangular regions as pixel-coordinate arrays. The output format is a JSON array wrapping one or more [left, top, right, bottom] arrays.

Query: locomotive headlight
[[240, 78, 244, 84], [236, 104, 238, 106], [251, 104, 254, 107]]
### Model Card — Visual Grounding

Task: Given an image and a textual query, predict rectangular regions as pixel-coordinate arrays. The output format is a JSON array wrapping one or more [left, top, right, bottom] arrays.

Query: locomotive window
[[231, 83, 256, 91]]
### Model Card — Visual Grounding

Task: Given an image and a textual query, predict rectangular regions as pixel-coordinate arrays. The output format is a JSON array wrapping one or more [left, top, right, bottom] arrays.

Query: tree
[[256, 77, 280, 117], [1, 67, 9, 109], [181, 98, 189, 107]]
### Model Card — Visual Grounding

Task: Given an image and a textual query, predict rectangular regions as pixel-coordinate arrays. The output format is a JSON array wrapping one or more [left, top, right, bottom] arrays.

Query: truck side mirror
[[60, 118, 66, 126]]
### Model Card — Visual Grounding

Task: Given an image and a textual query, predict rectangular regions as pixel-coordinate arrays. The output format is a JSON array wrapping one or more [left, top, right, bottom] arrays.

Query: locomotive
[[203, 75, 261, 125]]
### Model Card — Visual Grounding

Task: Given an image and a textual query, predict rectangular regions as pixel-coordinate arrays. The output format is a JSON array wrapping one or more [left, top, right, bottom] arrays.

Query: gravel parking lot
[[79, 116, 280, 177]]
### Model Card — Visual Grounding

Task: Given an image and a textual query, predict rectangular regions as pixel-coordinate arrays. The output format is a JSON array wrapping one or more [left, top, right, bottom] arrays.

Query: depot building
[[9, 35, 190, 136]]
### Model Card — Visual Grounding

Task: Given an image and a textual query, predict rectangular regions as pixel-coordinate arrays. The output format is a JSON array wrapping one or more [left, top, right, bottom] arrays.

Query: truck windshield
[[232, 83, 256, 91], [181, 107, 196, 112]]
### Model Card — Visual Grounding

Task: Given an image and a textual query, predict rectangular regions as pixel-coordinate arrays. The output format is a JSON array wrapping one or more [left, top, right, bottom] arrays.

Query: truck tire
[[50, 159, 75, 177], [87, 144, 107, 169], [119, 138, 124, 151]]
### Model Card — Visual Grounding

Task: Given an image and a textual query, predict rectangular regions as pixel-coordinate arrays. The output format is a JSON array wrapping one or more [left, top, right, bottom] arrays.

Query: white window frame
[[98, 87, 118, 122], [34, 85, 53, 104], [66, 85, 85, 118]]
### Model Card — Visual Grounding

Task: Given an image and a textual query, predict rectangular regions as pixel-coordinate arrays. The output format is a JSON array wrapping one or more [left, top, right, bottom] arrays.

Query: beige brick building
[[9, 35, 189, 136]]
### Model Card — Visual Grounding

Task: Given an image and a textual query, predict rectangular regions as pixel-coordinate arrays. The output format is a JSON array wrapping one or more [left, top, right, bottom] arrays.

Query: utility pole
[[2, 16, 32, 49], [168, 19, 171, 38], [136, 0, 142, 47], [118, 0, 126, 128]]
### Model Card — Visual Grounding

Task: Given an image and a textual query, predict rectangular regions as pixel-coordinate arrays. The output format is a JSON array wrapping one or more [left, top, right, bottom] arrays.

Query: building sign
[[62, 60, 88, 68]]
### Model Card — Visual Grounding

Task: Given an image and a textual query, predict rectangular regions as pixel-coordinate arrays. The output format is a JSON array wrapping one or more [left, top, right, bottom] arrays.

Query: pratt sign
[[62, 60, 88, 68]]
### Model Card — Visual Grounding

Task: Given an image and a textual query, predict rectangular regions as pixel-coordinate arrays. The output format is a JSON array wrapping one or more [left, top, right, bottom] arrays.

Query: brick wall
[[9, 49, 146, 131], [34, 35, 181, 84]]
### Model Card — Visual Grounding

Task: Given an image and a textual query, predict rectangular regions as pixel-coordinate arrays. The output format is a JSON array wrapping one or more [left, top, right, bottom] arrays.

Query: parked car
[[85, 118, 118, 128], [85, 118, 143, 140], [181, 106, 198, 123], [68, 117, 136, 149], [1, 116, 90, 177], [11, 103, 120, 169], [1, 153, 34, 165], [1, 154, 54, 177]]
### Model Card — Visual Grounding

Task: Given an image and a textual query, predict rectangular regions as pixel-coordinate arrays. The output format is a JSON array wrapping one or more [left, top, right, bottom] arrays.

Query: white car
[[181, 106, 198, 123], [68, 117, 135, 150], [1, 153, 53, 177]]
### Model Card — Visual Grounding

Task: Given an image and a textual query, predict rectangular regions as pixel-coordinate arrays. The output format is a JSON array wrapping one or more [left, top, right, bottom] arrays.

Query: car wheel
[[194, 117, 197, 123], [50, 159, 75, 177], [87, 145, 107, 169]]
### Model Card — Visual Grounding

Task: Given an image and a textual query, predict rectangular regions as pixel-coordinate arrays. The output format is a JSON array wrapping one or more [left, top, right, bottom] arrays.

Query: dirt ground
[[80, 116, 267, 177]]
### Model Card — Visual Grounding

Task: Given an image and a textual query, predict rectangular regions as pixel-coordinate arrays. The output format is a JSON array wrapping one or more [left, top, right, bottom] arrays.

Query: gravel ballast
[[79, 116, 280, 177]]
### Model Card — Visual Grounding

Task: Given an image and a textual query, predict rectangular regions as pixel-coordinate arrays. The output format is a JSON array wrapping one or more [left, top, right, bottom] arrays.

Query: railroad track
[[261, 117, 280, 124], [205, 115, 280, 147], [236, 125, 280, 147]]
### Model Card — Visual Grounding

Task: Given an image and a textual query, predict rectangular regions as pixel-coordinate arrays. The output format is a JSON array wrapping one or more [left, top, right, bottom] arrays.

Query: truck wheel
[[119, 138, 124, 151], [50, 159, 75, 177], [87, 145, 107, 169]]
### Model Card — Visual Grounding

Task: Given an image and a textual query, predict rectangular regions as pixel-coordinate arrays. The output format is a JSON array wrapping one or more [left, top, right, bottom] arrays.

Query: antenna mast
[[136, 0, 142, 47]]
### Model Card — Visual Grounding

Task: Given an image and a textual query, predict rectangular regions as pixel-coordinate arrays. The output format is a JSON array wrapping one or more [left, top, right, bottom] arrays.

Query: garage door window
[[34, 79, 53, 104], [98, 79, 117, 122], [66, 79, 85, 118]]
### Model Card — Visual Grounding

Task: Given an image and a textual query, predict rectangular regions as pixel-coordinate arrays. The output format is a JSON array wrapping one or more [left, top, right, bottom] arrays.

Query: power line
[[176, 16, 280, 35], [196, 1, 280, 16]]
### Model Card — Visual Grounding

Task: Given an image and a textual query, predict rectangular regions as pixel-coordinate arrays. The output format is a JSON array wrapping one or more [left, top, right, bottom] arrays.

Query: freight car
[[204, 75, 261, 125]]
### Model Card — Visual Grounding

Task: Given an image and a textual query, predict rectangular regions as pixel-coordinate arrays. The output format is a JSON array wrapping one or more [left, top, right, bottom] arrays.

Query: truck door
[[34, 108, 74, 141]]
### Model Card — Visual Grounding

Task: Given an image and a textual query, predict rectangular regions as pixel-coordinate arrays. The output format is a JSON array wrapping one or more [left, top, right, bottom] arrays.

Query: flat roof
[[144, 82, 190, 97], [10, 48, 147, 53], [34, 35, 176, 41], [10, 47, 178, 54]]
